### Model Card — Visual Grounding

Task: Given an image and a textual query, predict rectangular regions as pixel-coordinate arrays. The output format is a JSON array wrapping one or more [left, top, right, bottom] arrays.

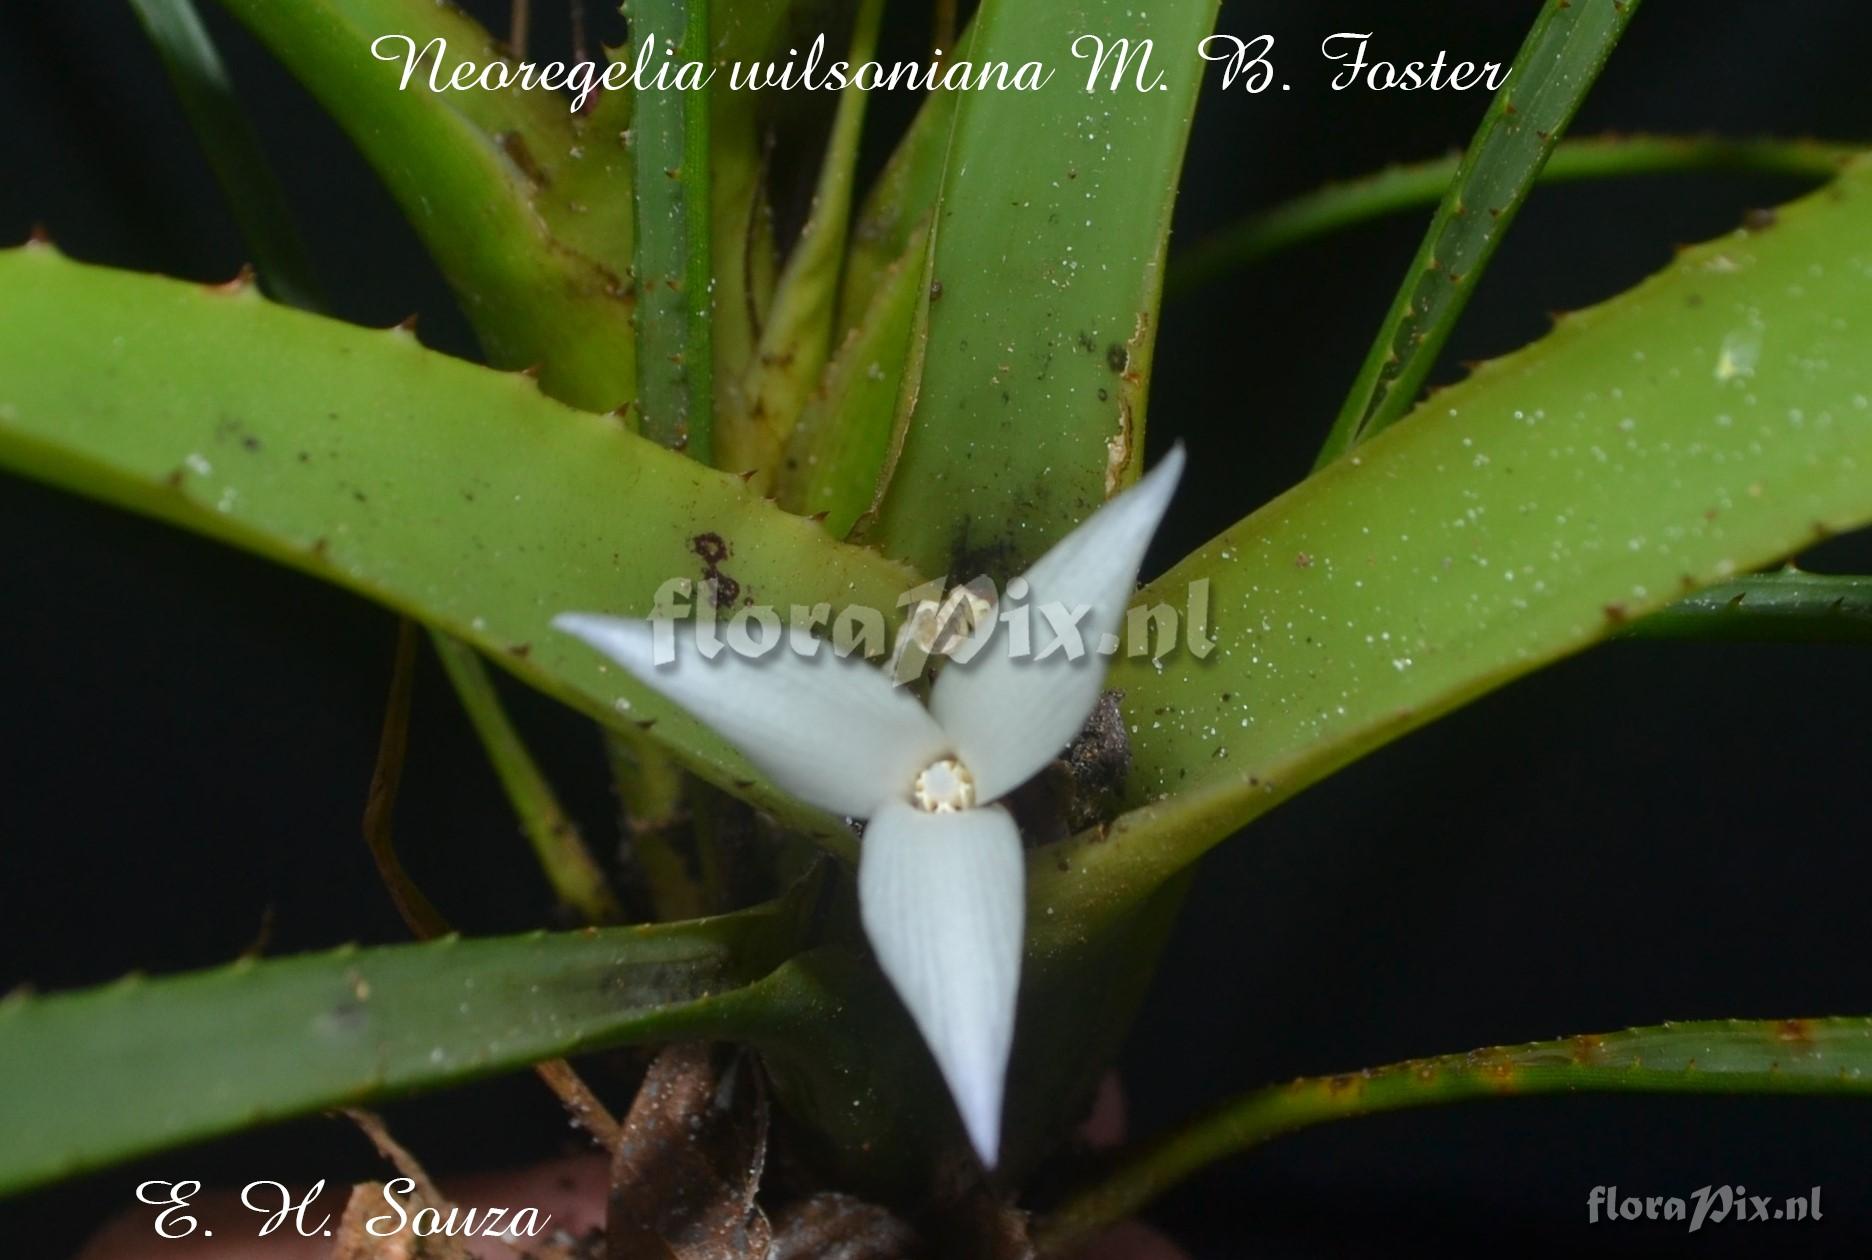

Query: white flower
[[553, 447, 1184, 1166]]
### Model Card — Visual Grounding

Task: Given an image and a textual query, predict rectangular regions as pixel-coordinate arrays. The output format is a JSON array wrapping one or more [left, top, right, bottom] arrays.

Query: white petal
[[931, 445, 1184, 802], [859, 801, 1024, 1167], [553, 613, 946, 819]]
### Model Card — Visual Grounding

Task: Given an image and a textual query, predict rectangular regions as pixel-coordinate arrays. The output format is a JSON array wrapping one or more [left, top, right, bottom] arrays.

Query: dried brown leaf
[[768, 1193, 925, 1260], [605, 1045, 772, 1260]]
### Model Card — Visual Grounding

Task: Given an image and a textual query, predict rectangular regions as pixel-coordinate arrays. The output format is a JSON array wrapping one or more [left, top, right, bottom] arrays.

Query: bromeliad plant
[[4, 0, 1872, 1252], [554, 448, 1187, 1168]]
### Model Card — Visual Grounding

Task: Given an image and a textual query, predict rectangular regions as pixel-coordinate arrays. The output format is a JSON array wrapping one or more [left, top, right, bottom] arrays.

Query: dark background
[[5, 1, 1872, 1256]]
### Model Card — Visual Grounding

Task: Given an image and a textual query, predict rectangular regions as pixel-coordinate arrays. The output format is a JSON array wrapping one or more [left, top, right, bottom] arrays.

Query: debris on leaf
[[1006, 691, 1134, 845]]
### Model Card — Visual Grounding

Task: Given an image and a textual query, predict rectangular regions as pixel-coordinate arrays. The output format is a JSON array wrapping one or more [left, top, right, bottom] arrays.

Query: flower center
[[912, 757, 977, 813]]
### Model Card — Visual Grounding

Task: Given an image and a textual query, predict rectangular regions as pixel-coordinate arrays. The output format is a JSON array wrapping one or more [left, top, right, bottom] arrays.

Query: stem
[[510, 0, 530, 56], [933, 0, 957, 58], [606, 726, 710, 918], [432, 633, 623, 924], [534, 1056, 623, 1148], [1170, 135, 1856, 300], [382, 635, 626, 1147], [1315, 0, 1646, 469], [1035, 1017, 1872, 1255], [1623, 569, 1872, 643], [362, 621, 451, 939]]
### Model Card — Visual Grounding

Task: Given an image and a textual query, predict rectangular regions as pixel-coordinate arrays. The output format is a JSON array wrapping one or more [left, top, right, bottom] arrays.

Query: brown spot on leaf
[[691, 533, 741, 608], [498, 131, 548, 185]]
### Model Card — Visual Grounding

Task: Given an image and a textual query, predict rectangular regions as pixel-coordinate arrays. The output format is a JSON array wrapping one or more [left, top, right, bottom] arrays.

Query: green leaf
[[628, 0, 715, 457], [864, 0, 1220, 579], [211, 0, 638, 412], [1034, 159, 1872, 938], [1171, 134, 1857, 299], [1317, 0, 1644, 466], [129, 0, 324, 312], [131, 4, 626, 922], [835, 43, 959, 336], [0, 246, 915, 849], [0, 886, 816, 1196], [703, 0, 828, 422], [1620, 568, 1872, 642], [780, 220, 929, 535], [1035, 1016, 1872, 1254], [776, 14, 974, 530], [717, 0, 885, 487]]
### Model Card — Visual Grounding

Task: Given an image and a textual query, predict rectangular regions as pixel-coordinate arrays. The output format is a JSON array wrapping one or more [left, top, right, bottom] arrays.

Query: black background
[[4, 1, 1872, 1256]]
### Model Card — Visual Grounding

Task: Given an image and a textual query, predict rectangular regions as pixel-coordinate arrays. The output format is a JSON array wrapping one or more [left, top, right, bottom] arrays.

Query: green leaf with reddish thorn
[[1620, 569, 1872, 642], [1170, 134, 1857, 300], [0, 246, 916, 851], [1031, 159, 1872, 944], [210, 0, 638, 413], [864, 0, 1220, 581], [1035, 1017, 1872, 1255], [0, 884, 818, 1196], [1317, 0, 1644, 465]]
